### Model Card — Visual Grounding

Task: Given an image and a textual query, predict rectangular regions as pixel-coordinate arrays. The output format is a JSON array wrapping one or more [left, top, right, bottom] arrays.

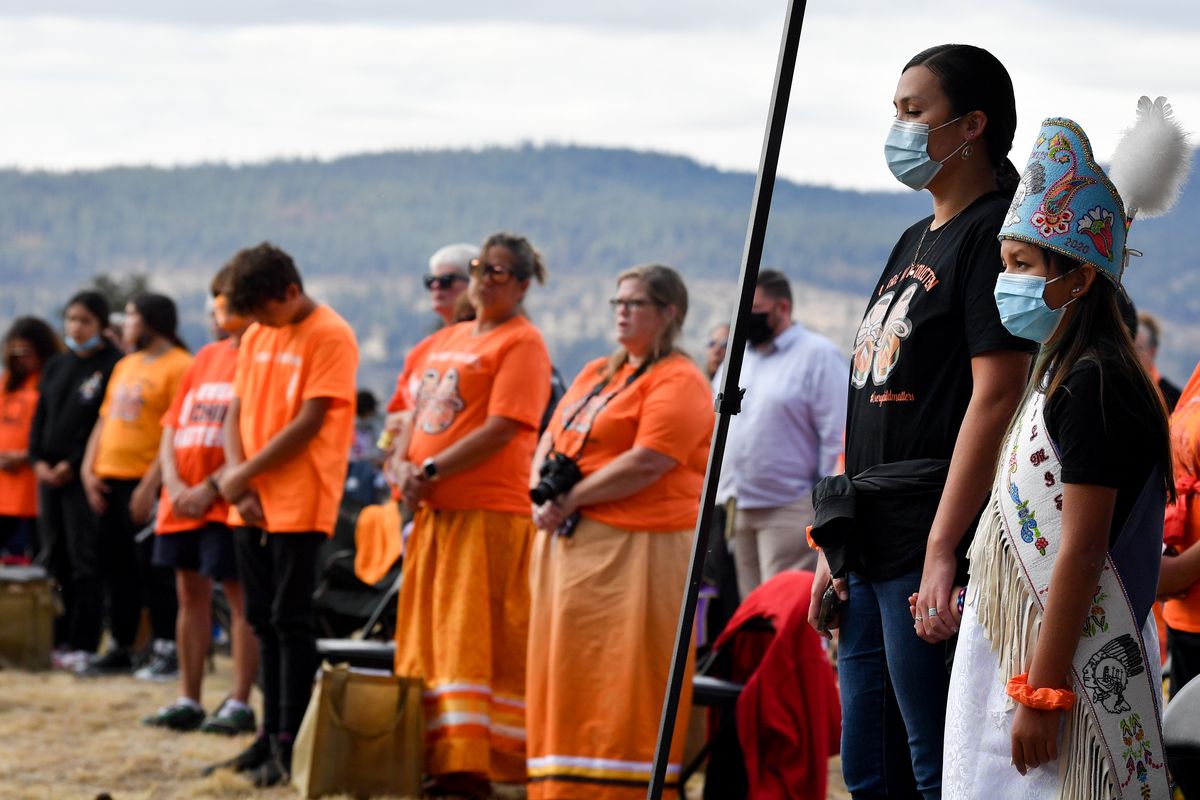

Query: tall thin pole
[[646, 1, 808, 796]]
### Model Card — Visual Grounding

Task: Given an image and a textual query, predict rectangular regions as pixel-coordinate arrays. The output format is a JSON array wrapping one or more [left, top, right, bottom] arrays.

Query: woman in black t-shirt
[[807, 45, 1034, 798]]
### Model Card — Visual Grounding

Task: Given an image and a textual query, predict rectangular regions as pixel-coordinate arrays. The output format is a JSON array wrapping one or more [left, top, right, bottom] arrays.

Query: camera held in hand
[[530, 452, 583, 505]]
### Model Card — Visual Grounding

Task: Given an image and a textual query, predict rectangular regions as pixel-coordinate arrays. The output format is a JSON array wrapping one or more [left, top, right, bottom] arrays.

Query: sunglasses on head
[[423, 273, 467, 291], [469, 258, 517, 284]]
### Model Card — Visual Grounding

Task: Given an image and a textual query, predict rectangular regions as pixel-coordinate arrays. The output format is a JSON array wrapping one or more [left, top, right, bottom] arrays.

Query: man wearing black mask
[[717, 270, 848, 598]]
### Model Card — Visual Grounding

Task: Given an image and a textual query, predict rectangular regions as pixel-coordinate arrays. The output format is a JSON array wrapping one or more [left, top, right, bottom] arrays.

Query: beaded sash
[[967, 392, 1168, 799]]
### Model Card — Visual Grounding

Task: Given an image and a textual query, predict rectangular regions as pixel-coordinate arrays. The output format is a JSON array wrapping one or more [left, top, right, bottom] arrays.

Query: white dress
[[942, 598, 1163, 799]]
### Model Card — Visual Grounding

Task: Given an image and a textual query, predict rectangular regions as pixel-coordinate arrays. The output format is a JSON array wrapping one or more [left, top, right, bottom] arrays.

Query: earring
[[1071, 287, 1081, 295], [961, 143, 973, 160]]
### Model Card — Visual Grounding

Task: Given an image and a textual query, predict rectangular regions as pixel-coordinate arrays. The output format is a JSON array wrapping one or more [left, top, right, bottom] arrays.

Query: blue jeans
[[839, 567, 949, 799]]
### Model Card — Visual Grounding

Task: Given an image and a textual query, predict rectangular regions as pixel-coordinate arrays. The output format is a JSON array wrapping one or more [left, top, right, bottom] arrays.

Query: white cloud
[[2, 2, 1198, 190]]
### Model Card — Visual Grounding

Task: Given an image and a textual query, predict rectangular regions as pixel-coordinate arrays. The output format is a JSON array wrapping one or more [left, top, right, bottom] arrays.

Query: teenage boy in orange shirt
[[214, 243, 358, 787]]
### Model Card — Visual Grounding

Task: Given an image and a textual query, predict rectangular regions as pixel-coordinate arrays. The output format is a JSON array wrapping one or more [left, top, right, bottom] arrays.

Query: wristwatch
[[421, 457, 440, 482]]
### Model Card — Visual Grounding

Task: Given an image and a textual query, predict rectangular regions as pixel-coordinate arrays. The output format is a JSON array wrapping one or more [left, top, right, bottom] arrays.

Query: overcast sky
[[2, 0, 1197, 190]]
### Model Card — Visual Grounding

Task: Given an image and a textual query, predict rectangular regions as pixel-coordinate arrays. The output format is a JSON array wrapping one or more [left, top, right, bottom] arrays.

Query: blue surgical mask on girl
[[993, 272, 1078, 344], [884, 116, 968, 190], [66, 334, 102, 353]]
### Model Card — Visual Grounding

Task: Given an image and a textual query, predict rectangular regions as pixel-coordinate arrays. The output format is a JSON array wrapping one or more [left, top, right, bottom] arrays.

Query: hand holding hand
[[913, 546, 959, 643], [175, 481, 217, 518]]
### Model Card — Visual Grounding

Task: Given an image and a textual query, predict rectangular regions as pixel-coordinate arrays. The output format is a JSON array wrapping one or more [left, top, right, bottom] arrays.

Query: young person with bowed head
[[807, 44, 1035, 798]]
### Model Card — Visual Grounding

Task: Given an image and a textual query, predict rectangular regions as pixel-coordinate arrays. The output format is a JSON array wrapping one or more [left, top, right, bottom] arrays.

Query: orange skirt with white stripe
[[526, 517, 694, 799], [394, 506, 533, 783]]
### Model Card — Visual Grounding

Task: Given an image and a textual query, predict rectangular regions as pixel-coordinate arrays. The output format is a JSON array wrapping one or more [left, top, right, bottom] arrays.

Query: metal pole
[[647, 0, 808, 796]]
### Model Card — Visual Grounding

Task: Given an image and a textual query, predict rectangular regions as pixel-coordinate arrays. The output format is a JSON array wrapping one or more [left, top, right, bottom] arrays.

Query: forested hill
[[1, 144, 1197, 386]]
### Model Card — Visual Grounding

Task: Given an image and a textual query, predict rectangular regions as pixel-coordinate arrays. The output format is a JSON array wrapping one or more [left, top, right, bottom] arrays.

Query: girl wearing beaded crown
[[935, 98, 1191, 799]]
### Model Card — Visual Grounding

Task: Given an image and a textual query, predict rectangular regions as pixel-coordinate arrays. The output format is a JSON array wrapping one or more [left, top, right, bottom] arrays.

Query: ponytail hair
[[905, 44, 1019, 197], [129, 292, 188, 352]]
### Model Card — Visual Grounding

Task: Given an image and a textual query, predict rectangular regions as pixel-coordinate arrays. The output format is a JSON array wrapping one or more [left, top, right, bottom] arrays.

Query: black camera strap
[[555, 356, 654, 461]]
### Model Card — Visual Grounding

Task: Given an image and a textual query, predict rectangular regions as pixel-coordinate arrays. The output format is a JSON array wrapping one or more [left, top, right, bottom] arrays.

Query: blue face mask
[[994, 272, 1076, 344], [66, 334, 102, 353], [884, 116, 967, 190]]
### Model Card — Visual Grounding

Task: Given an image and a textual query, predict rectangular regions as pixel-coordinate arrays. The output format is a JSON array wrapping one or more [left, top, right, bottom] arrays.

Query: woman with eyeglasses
[[391, 231, 552, 798], [524, 264, 714, 799]]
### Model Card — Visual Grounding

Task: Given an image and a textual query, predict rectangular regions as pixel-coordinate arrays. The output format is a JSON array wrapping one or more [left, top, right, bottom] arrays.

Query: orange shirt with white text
[[234, 305, 358, 535], [156, 340, 238, 534]]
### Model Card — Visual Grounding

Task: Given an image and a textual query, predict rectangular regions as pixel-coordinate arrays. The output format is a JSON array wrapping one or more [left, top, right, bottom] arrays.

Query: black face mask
[[745, 311, 774, 345]]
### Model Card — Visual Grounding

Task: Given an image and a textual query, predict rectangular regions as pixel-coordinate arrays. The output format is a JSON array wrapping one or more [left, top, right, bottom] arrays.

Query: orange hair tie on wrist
[[1006, 673, 1076, 711]]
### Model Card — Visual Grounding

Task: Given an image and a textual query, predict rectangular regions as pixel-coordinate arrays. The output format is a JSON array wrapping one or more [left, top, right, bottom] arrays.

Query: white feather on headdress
[[1108, 96, 1192, 220]]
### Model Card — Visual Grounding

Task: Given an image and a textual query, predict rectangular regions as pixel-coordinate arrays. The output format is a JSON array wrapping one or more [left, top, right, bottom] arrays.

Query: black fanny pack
[[809, 458, 950, 577]]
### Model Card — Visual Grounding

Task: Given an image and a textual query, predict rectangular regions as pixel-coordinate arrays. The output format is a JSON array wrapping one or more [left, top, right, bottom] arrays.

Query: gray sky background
[[2, 0, 1197, 190]]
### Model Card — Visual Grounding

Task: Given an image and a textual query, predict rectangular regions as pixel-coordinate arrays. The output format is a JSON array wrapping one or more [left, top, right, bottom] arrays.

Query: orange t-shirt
[[1165, 363, 1200, 633], [234, 305, 358, 535], [547, 353, 714, 532], [405, 316, 551, 515], [0, 373, 40, 517], [387, 335, 437, 414], [156, 340, 238, 534], [94, 348, 192, 480]]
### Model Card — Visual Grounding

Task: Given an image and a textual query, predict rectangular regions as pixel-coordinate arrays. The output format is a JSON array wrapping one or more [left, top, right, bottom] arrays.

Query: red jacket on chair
[[712, 570, 841, 800]]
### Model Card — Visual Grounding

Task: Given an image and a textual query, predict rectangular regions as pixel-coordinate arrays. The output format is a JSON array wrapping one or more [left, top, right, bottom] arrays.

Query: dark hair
[[480, 232, 548, 285], [129, 292, 188, 352], [905, 44, 1019, 195], [1030, 250, 1173, 499], [210, 261, 237, 298], [756, 269, 793, 304], [225, 242, 304, 315], [65, 290, 110, 328], [355, 389, 378, 417], [4, 316, 62, 390]]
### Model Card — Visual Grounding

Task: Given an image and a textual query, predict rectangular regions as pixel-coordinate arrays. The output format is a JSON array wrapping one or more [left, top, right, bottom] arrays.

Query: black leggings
[[37, 480, 104, 651], [234, 527, 324, 737], [96, 479, 177, 648]]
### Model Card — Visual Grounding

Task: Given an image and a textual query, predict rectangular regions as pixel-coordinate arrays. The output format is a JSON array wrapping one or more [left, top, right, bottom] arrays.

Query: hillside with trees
[[1, 145, 1196, 390]]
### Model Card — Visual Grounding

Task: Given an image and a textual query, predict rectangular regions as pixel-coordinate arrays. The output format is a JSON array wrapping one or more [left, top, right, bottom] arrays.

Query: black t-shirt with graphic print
[[844, 190, 1037, 580]]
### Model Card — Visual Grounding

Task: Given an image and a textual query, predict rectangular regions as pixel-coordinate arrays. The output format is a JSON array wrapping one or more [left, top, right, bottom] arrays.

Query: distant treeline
[[1, 144, 1196, 379]]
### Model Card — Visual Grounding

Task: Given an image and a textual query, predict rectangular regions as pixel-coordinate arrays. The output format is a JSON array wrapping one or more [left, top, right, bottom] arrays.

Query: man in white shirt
[[720, 270, 847, 598]]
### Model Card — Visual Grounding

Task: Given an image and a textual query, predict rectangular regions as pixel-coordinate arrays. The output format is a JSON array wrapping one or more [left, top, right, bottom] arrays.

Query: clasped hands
[[217, 467, 265, 527], [531, 493, 578, 533]]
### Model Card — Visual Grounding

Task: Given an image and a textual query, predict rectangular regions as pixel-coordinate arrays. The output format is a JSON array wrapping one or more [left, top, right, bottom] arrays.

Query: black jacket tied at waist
[[809, 459, 950, 577]]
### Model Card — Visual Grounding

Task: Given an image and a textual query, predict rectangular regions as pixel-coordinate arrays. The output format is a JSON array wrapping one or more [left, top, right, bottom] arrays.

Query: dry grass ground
[[0, 657, 848, 799], [0, 657, 295, 800]]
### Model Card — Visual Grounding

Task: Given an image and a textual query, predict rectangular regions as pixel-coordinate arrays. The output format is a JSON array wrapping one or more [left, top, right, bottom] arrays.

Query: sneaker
[[249, 737, 291, 788], [52, 649, 92, 671], [142, 700, 205, 731], [200, 733, 271, 777], [200, 698, 257, 736], [133, 640, 179, 683], [75, 646, 133, 677]]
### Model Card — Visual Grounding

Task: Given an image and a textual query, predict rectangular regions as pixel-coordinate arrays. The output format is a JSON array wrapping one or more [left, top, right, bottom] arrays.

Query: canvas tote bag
[[292, 662, 424, 798]]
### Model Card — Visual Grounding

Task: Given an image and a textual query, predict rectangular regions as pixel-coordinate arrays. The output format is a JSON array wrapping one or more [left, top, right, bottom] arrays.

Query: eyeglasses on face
[[469, 258, 517, 284], [423, 273, 467, 291], [608, 297, 658, 312], [707, 339, 728, 350]]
